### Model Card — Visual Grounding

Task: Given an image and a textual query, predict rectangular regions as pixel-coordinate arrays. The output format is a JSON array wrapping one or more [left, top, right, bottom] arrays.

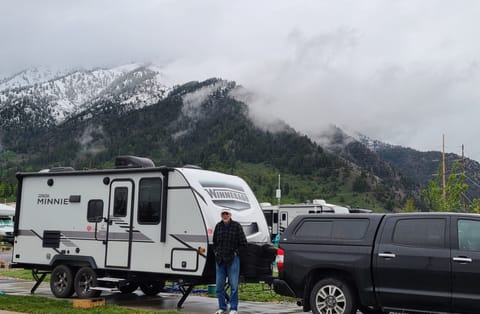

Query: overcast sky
[[1, 0, 480, 158]]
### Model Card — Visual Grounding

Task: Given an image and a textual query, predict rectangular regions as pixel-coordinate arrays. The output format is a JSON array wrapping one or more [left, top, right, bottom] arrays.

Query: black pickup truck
[[273, 213, 480, 314]]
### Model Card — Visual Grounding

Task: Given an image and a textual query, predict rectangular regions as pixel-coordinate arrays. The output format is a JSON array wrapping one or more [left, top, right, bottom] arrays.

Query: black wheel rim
[[53, 271, 69, 293], [78, 272, 95, 294]]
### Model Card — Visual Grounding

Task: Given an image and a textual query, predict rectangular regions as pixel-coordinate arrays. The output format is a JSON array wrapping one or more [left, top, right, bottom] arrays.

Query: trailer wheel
[[119, 281, 139, 294], [50, 264, 75, 298], [74, 267, 101, 299], [310, 277, 357, 314], [140, 280, 165, 296]]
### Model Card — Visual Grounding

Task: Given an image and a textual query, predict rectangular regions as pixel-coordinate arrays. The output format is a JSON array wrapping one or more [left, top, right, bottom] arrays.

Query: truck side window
[[392, 218, 445, 248], [332, 219, 369, 239], [295, 219, 369, 240], [296, 221, 333, 238], [458, 219, 480, 251], [87, 200, 104, 223], [138, 178, 162, 225], [113, 187, 128, 217]]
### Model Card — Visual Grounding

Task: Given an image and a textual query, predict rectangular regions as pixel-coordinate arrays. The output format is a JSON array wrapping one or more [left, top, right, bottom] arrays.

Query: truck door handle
[[378, 252, 396, 258], [453, 257, 472, 263]]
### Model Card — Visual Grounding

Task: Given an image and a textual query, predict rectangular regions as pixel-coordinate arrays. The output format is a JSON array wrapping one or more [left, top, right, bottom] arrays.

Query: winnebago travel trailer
[[12, 156, 275, 306], [261, 199, 350, 238], [0, 204, 15, 244]]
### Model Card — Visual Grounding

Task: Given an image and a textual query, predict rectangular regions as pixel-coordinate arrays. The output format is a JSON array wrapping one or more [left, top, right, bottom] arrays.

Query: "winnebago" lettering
[[204, 188, 249, 203]]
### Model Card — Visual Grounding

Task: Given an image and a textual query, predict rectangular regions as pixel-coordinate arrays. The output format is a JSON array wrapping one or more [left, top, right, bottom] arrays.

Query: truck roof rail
[[114, 156, 155, 169]]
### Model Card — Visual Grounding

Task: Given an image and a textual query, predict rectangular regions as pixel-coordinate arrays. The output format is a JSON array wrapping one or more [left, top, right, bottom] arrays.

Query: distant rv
[[0, 203, 15, 244], [261, 199, 350, 238]]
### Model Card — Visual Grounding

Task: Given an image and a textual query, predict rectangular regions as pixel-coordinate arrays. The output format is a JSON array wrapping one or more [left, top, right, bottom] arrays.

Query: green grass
[[0, 269, 50, 281], [238, 282, 295, 303], [0, 295, 179, 314]]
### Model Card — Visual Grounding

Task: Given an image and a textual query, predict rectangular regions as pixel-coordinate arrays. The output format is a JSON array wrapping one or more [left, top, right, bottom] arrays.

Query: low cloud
[[2, 0, 480, 157]]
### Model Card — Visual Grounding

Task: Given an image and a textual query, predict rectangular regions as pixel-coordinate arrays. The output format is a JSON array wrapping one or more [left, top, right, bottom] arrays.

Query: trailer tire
[[119, 281, 139, 294], [310, 277, 357, 314], [50, 264, 75, 298], [140, 280, 165, 296], [74, 267, 101, 299]]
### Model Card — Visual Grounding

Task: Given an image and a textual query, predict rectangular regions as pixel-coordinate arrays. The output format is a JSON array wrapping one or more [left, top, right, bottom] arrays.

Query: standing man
[[213, 208, 247, 314]]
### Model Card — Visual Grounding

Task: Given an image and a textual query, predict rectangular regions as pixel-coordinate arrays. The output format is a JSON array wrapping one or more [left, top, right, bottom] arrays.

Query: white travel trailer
[[0, 203, 15, 244], [12, 156, 274, 306], [262, 199, 350, 238]]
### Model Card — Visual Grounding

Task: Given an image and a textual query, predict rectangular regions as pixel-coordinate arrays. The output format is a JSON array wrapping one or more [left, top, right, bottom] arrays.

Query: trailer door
[[279, 211, 288, 233], [105, 180, 134, 268]]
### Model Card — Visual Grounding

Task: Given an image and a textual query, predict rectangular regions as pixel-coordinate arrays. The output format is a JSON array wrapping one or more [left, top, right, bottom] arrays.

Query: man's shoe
[[230, 311, 238, 314], [214, 310, 226, 314]]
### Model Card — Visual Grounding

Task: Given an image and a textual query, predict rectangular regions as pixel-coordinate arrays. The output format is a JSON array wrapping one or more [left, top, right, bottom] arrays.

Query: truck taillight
[[276, 247, 284, 271]]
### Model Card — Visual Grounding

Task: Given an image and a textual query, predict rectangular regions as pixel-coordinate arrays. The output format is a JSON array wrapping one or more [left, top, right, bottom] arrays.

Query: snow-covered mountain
[[0, 64, 171, 123], [0, 67, 74, 91]]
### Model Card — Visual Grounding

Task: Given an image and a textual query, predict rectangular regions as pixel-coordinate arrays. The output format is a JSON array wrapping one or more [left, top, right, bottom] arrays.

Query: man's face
[[221, 211, 231, 223]]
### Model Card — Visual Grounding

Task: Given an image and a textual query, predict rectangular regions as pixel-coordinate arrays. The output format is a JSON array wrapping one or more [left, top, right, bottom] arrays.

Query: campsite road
[[0, 276, 303, 314]]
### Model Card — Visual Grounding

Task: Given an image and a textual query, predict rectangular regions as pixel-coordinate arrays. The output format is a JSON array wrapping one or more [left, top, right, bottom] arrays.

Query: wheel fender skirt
[[273, 279, 296, 298], [50, 255, 97, 269]]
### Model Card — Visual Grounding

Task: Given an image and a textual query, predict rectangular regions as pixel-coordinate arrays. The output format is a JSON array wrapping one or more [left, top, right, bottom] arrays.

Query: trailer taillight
[[276, 247, 284, 271]]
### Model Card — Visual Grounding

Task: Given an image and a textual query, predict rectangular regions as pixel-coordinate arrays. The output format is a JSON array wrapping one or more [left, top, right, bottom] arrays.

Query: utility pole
[[276, 174, 281, 206], [462, 144, 467, 212], [442, 134, 446, 204]]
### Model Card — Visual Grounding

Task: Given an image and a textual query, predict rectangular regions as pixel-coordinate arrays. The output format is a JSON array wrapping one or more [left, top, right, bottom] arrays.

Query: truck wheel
[[74, 267, 101, 298], [119, 281, 139, 294], [50, 264, 75, 298], [140, 280, 165, 296], [310, 278, 356, 314]]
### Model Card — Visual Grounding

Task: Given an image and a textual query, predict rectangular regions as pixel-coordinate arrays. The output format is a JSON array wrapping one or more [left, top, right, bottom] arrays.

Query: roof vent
[[312, 199, 327, 205], [183, 164, 203, 169], [39, 167, 75, 173], [115, 156, 155, 169]]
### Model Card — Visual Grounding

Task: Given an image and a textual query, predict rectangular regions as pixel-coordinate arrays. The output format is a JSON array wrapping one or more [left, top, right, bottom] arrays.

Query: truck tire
[[50, 264, 75, 298], [140, 280, 165, 296], [74, 266, 101, 298], [310, 278, 357, 314]]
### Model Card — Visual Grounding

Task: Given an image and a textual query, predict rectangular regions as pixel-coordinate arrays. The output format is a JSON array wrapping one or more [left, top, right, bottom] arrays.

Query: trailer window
[[113, 187, 128, 217], [87, 200, 104, 223], [138, 178, 162, 224]]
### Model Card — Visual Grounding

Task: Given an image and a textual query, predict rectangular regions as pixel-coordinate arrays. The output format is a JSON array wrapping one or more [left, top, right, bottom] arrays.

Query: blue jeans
[[216, 255, 240, 311]]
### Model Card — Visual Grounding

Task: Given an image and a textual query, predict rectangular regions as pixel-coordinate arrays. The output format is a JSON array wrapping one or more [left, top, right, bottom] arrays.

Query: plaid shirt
[[213, 219, 247, 264]]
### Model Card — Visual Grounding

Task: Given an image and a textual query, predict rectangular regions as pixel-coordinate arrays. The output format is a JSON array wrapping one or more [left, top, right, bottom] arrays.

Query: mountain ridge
[[1, 64, 479, 211]]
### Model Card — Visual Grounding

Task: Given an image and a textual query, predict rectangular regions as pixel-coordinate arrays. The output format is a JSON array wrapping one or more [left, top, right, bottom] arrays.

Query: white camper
[[262, 199, 350, 238], [0, 203, 15, 244], [12, 156, 274, 306]]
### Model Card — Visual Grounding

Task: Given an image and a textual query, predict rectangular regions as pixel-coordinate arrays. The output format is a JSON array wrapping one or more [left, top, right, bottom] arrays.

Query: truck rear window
[[295, 219, 369, 240]]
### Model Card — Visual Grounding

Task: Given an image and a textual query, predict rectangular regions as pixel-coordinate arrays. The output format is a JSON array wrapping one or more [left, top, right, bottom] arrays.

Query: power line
[[462, 192, 473, 204], [465, 175, 480, 189]]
